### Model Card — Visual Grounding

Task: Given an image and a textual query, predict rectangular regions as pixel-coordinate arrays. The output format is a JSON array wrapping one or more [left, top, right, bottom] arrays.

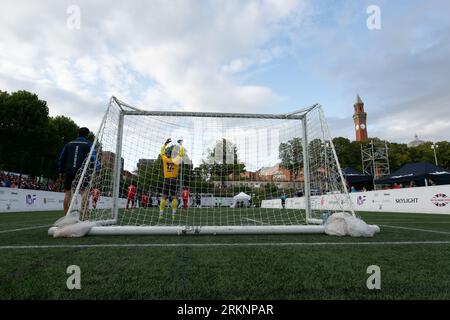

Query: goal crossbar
[[122, 110, 306, 120], [114, 96, 316, 120]]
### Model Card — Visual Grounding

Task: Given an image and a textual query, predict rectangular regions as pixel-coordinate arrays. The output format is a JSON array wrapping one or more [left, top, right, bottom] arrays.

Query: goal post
[[49, 97, 354, 236]]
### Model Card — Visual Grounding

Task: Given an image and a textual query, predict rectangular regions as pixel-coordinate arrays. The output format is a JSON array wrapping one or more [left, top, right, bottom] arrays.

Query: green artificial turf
[[1, 210, 450, 299]]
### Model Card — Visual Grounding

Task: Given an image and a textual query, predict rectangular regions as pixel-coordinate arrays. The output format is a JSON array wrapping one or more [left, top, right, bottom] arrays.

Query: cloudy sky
[[1, 0, 449, 144]]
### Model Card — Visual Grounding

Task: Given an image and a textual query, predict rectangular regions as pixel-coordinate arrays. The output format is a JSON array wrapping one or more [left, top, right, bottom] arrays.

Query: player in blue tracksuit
[[281, 192, 287, 209], [58, 127, 99, 216]]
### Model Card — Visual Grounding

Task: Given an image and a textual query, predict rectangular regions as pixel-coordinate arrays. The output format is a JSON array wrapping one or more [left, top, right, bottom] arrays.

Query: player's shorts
[[162, 178, 177, 196], [63, 171, 91, 191], [63, 172, 75, 191]]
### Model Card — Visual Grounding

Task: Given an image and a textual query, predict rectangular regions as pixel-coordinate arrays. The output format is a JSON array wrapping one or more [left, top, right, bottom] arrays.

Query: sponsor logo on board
[[357, 195, 367, 205], [26, 194, 37, 205], [395, 198, 418, 204], [431, 193, 449, 207]]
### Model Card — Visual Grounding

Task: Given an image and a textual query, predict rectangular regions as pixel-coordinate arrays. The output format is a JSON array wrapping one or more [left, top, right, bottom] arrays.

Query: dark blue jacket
[[57, 137, 99, 175]]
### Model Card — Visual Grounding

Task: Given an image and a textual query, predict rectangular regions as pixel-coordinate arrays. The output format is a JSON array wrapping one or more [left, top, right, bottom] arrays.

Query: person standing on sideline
[[281, 192, 287, 209], [195, 193, 201, 208], [57, 127, 97, 218]]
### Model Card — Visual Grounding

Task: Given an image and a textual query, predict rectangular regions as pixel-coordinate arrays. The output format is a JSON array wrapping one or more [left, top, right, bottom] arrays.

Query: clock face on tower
[[360, 124, 366, 130], [355, 124, 359, 130]]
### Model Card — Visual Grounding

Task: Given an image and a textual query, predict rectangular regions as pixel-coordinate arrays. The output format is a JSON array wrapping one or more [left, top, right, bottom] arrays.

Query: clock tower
[[353, 94, 368, 142]]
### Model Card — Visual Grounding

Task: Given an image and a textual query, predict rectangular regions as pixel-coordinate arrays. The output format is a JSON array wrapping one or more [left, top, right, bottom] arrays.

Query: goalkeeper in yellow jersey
[[159, 138, 184, 218]]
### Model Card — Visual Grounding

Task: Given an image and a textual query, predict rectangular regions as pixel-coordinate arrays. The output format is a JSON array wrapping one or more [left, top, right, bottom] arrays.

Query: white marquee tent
[[232, 192, 251, 208]]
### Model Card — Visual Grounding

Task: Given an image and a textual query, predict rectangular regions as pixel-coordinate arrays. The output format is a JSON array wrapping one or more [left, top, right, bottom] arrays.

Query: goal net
[[49, 97, 354, 235]]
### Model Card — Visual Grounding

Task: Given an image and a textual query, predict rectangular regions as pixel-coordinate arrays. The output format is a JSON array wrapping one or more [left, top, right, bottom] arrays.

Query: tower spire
[[353, 94, 368, 142], [356, 94, 363, 104]]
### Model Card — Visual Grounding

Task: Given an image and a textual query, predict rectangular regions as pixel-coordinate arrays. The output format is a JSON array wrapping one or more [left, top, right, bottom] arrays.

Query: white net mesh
[[66, 98, 354, 233]]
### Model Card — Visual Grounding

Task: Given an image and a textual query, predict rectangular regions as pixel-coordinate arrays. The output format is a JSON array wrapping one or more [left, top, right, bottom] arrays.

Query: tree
[[279, 137, 303, 177], [387, 142, 411, 172], [332, 137, 362, 171], [202, 138, 246, 187], [0, 90, 50, 177], [434, 141, 450, 169]]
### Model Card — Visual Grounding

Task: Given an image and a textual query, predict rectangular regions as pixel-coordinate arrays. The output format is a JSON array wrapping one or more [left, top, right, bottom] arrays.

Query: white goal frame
[[48, 96, 353, 236]]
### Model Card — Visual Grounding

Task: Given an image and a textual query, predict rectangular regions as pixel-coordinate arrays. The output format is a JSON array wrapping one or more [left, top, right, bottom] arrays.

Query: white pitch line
[[379, 224, 450, 235], [2, 241, 450, 250], [0, 225, 51, 234], [368, 221, 450, 224], [244, 218, 267, 225]]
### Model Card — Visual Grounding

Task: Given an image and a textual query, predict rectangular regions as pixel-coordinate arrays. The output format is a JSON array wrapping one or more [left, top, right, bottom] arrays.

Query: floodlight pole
[[432, 143, 438, 166]]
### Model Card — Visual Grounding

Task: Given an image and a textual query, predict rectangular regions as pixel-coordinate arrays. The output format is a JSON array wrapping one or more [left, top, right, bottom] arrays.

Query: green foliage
[[0, 90, 50, 176], [332, 137, 363, 171], [263, 182, 278, 195], [435, 141, 450, 168], [386, 140, 450, 171], [202, 138, 246, 186], [0, 90, 91, 180], [330, 137, 450, 172], [279, 137, 303, 177]]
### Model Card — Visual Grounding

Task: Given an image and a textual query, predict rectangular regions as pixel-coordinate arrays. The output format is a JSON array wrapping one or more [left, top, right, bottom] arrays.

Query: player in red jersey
[[126, 184, 137, 210], [181, 187, 190, 209], [91, 188, 100, 209], [141, 193, 149, 208]]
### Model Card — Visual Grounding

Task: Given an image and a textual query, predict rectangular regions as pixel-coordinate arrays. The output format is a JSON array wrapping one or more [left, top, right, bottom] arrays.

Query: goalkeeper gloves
[[165, 138, 172, 145]]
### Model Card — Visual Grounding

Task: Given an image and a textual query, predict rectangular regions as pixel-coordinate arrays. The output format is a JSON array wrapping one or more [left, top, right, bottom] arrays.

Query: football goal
[[48, 96, 354, 236]]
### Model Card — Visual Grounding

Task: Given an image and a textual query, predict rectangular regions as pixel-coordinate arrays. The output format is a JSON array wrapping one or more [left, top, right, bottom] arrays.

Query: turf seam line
[[379, 224, 450, 235], [0, 225, 51, 234], [2, 241, 450, 249], [368, 221, 450, 224], [244, 218, 267, 225]]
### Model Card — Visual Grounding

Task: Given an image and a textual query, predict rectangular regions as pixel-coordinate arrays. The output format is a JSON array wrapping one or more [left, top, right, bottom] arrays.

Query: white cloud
[[0, 0, 310, 132], [2, 0, 448, 146]]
